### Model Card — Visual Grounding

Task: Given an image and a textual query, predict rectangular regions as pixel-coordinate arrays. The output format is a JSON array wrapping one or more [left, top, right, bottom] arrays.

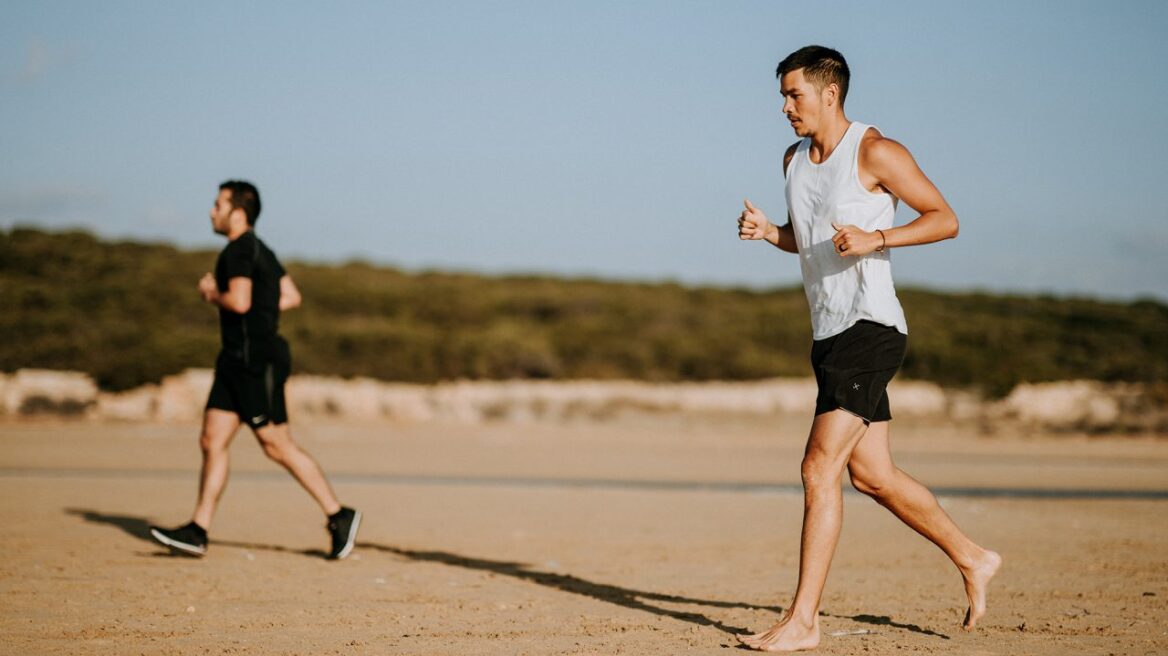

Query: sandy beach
[[1, 415, 1165, 655]]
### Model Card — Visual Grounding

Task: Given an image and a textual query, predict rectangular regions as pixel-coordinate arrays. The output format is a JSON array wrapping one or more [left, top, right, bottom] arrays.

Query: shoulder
[[249, 232, 269, 252], [858, 129, 917, 176], [241, 231, 265, 256], [228, 231, 258, 248], [782, 141, 801, 176], [255, 236, 284, 268], [221, 232, 261, 265], [222, 232, 251, 255], [257, 235, 279, 259]]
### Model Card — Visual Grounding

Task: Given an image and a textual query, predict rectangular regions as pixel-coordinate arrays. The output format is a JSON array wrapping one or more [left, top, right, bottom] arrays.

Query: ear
[[230, 206, 249, 227], [824, 82, 840, 108]]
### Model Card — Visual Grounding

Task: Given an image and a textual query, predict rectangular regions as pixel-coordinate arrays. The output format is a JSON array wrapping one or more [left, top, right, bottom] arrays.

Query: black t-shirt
[[214, 231, 287, 366]]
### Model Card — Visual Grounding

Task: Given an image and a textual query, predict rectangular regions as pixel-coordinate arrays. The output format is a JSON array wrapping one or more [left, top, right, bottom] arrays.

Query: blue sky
[[2, 1, 1166, 301]]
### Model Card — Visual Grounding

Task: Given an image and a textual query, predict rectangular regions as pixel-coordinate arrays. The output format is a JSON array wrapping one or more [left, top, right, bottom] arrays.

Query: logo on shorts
[[852, 383, 861, 391], [252, 415, 267, 424]]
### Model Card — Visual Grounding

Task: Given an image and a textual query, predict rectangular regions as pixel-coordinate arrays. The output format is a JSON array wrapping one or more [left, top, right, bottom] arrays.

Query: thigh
[[847, 421, 895, 480], [229, 360, 289, 429], [201, 408, 242, 450], [805, 409, 870, 468], [266, 355, 290, 426], [811, 321, 906, 424], [252, 419, 290, 444], [247, 342, 291, 429], [205, 366, 238, 414]]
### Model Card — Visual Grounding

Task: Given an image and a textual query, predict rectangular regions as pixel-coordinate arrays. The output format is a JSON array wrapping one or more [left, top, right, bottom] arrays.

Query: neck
[[808, 112, 851, 159], [226, 223, 251, 241]]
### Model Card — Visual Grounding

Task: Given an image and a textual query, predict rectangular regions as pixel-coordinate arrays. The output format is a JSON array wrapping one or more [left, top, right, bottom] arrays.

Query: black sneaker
[[149, 521, 207, 557], [326, 507, 361, 560]]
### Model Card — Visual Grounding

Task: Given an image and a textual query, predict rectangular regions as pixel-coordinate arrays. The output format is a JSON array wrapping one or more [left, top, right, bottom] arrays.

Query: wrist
[[875, 229, 887, 252]]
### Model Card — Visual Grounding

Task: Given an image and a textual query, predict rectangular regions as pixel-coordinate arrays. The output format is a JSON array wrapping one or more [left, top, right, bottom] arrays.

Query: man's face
[[209, 189, 235, 235], [780, 69, 830, 137]]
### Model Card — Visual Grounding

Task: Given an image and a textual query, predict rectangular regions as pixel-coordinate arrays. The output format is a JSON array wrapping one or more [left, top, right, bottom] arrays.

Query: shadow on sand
[[360, 541, 782, 636], [67, 507, 949, 640], [823, 612, 950, 640], [63, 507, 326, 558]]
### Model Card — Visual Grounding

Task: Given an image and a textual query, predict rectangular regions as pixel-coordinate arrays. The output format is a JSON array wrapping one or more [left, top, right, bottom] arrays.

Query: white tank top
[[785, 121, 908, 340]]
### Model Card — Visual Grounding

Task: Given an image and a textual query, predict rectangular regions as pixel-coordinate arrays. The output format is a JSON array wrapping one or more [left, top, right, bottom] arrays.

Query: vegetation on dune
[[2, 227, 1165, 396]]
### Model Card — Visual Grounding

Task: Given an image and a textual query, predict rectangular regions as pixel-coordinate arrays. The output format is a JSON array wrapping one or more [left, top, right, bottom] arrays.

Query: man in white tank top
[[735, 46, 1001, 652]]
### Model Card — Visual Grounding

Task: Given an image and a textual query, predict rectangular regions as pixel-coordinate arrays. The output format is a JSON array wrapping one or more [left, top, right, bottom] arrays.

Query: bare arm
[[737, 142, 801, 254], [831, 133, 959, 257], [199, 274, 252, 314], [739, 201, 798, 253], [279, 275, 302, 311]]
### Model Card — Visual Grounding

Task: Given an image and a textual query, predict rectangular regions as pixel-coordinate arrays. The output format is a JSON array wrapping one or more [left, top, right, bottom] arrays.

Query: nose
[[782, 96, 794, 116]]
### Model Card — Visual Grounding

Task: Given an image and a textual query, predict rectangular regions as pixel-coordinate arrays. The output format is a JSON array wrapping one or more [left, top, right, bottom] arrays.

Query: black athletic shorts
[[206, 341, 291, 429], [811, 319, 907, 424]]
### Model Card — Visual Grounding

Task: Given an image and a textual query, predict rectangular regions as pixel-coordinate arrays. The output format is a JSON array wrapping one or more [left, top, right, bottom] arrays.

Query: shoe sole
[[150, 528, 207, 557], [332, 511, 362, 560]]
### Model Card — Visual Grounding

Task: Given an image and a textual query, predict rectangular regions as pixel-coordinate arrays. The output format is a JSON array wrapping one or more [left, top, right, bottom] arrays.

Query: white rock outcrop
[[1, 368, 1163, 434]]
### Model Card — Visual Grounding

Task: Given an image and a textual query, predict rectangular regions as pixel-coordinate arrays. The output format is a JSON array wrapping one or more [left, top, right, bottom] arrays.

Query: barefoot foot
[[961, 549, 1002, 630], [737, 615, 820, 652]]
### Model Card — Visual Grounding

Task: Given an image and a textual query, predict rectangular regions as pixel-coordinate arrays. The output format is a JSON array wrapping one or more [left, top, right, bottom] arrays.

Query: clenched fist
[[830, 222, 883, 257], [198, 273, 219, 304], [738, 199, 771, 240]]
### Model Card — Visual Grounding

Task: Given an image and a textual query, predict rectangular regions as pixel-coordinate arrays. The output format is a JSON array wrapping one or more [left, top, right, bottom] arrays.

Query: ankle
[[955, 546, 990, 571], [785, 608, 819, 630]]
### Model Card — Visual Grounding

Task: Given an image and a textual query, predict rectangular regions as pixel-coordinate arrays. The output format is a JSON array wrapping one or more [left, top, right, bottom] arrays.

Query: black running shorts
[[206, 347, 290, 429], [811, 319, 907, 424]]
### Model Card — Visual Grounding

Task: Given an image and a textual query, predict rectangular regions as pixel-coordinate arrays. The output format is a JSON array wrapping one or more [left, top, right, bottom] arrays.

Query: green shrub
[[2, 228, 1164, 396]]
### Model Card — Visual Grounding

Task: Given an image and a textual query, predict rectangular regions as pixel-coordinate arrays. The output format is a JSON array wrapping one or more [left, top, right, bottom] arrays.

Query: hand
[[198, 273, 218, 303], [830, 222, 882, 257], [738, 199, 771, 240]]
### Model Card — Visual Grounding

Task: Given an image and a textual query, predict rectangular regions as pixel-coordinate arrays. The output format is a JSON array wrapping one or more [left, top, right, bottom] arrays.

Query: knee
[[257, 430, 294, 463], [800, 454, 835, 490], [200, 431, 225, 456], [260, 439, 287, 463], [849, 466, 893, 499]]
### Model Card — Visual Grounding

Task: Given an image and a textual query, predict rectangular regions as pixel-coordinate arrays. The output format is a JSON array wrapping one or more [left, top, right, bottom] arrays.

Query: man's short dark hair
[[219, 180, 262, 226], [776, 46, 850, 106]]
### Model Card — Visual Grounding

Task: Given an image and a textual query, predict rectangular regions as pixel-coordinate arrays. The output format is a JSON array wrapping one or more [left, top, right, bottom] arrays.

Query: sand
[[1, 415, 1165, 655]]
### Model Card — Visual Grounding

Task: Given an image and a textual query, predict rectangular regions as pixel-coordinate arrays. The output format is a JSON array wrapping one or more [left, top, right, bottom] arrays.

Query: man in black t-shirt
[[150, 180, 361, 560]]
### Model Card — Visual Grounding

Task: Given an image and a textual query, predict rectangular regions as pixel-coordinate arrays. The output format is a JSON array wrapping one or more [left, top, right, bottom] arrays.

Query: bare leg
[[848, 422, 1001, 630], [192, 409, 243, 530], [740, 410, 869, 652], [252, 422, 342, 516]]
